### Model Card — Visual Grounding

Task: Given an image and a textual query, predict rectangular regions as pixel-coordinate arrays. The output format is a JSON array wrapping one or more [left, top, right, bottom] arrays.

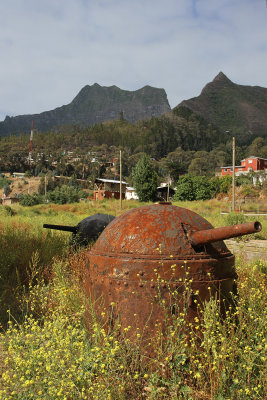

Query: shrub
[[218, 175, 232, 193], [174, 175, 216, 201], [20, 193, 44, 206], [193, 176, 215, 200], [47, 185, 84, 204], [224, 211, 248, 226], [0, 177, 11, 189], [24, 170, 33, 178], [239, 184, 260, 198], [3, 183, 11, 197], [173, 175, 195, 201]]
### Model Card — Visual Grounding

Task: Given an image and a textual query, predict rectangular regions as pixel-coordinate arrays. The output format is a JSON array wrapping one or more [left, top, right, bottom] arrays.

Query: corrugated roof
[[95, 178, 128, 184]]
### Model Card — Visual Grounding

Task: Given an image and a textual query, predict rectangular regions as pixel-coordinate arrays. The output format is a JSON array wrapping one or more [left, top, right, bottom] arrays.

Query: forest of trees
[[0, 107, 266, 185]]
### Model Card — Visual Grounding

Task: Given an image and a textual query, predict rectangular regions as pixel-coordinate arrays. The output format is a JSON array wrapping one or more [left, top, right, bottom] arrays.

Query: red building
[[221, 156, 267, 176]]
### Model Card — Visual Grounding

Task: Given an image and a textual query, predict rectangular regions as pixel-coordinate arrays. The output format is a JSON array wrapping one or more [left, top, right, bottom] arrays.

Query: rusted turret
[[84, 203, 261, 343]]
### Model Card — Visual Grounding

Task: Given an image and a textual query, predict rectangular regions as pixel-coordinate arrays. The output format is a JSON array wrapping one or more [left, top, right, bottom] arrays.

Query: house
[[94, 178, 127, 200], [125, 187, 139, 200], [221, 156, 267, 176], [1, 196, 20, 205], [11, 172, 25, 178]]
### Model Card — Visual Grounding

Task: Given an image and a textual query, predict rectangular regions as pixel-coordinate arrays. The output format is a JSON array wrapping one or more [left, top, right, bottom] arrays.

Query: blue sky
[[0, 0, 266, 122]]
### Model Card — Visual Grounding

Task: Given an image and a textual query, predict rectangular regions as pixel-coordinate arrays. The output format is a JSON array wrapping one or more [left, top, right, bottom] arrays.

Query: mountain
[[0, 84, 170, 136], [175, 72, 267, 139]]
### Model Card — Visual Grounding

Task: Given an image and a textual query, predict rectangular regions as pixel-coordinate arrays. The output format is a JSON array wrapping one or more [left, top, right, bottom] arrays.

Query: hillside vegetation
[[178, 72, 267, 142], [0, 84, 170, 136]]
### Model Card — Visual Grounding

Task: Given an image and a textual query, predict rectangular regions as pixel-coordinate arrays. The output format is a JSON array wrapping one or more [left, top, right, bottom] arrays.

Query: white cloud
[[0, 0, 266, 121]]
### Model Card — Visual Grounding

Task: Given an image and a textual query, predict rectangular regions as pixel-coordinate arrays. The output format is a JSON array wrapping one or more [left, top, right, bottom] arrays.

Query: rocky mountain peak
[[212, 71, 231, 83], [0, 84, 171, 136]]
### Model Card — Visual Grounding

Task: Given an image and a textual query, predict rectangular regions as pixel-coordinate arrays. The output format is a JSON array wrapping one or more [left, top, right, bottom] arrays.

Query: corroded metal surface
[[190, 221, 261, 246], [84, 204, 257, 343]]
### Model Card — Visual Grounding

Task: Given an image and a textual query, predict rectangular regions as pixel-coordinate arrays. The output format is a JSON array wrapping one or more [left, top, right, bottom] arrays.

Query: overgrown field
[[0, 199, 266, 399]]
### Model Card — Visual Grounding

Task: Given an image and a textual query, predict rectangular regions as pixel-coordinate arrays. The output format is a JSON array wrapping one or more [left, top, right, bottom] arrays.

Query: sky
[[0, 0, 266, 122]]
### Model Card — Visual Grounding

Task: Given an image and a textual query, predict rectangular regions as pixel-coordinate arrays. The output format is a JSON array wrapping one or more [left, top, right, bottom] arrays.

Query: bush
[[239, 184, 260, 198], [3, 205, 15, 216], [236, 174, 252, 187], [218, 175, 232, 193], [3, 184, 11, 197], [174, 175, 216, 201], [173, 175, 195, 201], [47, 185, 83, 204], [0, 177, 11, 189], [193, 176, 215, 200], [24, 170, 33, 178], [224, 211, 248, 226], [20, 193, 44, 206]]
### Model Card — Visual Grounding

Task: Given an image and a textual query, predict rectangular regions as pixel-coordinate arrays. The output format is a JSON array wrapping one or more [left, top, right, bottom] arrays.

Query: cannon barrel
[[43, 223, 78, 233], [190, 221, 262, 247]]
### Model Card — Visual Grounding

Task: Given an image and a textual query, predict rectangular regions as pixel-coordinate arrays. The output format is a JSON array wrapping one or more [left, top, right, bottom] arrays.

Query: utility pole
[[167, 176, 170, 202], [120, 150, 122, 209], [45, 175, 47, 199], [232, 137, 235, 212], [28, 121, 34, 166]]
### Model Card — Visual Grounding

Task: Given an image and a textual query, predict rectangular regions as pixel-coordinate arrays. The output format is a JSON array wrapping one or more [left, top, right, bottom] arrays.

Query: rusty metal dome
[[84, 203, 260, 343], [91, 203, 231, 258]]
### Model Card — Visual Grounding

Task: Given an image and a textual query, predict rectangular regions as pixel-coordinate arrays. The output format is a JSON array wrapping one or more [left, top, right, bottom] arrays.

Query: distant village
[[1, 148, 267, 206]]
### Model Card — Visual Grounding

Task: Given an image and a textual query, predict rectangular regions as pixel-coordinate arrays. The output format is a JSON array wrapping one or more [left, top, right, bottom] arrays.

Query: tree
[[193, 176, 215, 200], [132, 154, 158, 202], [163, 149, 188, 182], [173, 175, 216, 201], [173, 175, 195, 201], [20, 193, 44, 206]]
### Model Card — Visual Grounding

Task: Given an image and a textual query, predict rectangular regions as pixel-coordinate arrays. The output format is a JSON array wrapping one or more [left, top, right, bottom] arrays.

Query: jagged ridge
[[0, 84, 171, 136]]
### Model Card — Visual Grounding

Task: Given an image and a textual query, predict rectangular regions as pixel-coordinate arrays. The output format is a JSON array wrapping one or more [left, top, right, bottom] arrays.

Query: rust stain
[[84, 203, 260, 344]]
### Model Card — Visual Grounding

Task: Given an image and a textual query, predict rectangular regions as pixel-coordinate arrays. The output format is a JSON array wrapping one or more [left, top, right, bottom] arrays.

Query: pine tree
[[132, 154, 158, 202]]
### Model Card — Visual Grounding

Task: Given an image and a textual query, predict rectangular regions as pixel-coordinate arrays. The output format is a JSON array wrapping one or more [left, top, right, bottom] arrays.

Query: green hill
[[176, 72, 267, 140], [0, 84, 170, 136]]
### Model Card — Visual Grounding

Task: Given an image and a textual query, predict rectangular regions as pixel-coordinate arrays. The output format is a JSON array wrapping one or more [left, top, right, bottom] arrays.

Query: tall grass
[[0, 199, 266, 399], [0, 251, 266, 399]]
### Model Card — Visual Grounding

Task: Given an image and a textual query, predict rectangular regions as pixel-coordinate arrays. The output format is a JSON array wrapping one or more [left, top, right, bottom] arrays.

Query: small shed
[[125, 187, 139, 200], [94, 178, 127, 200], [1, 197, 20, 205], [157, 185, 175, 201]]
